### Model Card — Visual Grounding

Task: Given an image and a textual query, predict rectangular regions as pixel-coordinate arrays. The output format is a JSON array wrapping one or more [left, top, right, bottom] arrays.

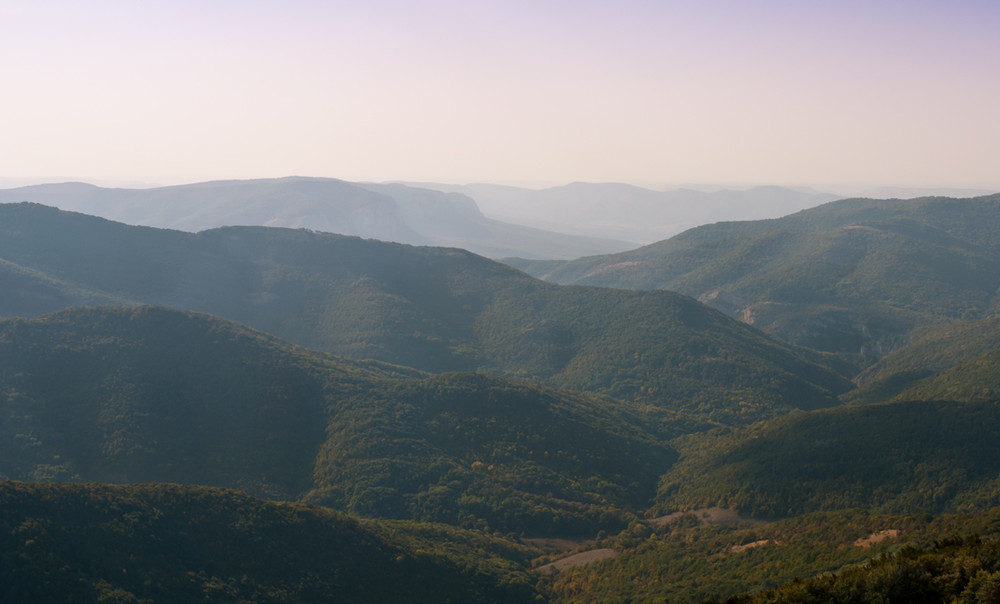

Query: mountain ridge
[[0, 177, 635, 260], [0, 202, 852, 423], [409, 181, 842, 243], [509, 193, 1000, 358]]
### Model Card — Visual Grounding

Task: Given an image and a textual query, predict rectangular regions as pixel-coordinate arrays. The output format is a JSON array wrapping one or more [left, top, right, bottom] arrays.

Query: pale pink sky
[[2, 0, 998, 188]]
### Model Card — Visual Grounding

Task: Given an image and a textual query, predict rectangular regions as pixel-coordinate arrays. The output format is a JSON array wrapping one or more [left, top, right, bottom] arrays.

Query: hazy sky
[[3, 0, 999, 188]]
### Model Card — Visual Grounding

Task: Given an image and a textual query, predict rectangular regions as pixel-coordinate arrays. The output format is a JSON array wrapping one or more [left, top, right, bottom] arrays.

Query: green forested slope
[[0, 305, 676, 534], [847, 318, 1000, 404], [0, 202, 851, 422], [306, 371, 676, 535], [510, 194, 1000, 356], [0, 481, 541, 603], [894, 350, 1000, 403], [0, 305, 354, 498], [652, 400, 1000, 519], [711, 536, 1000, 604]]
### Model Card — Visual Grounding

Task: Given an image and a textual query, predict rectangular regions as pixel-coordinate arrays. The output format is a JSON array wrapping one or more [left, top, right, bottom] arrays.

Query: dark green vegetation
[[307, 371, 677, 535], [0, 202, 850, 423], [551, 508, 1000, 603], [846, 318, 1000, 404], [0, 305, 674, 535], [653, 400, 1000, 518], [509, 194, 1000, 358], [0, 481, 541, 603], [714, 536, 1000, 604]]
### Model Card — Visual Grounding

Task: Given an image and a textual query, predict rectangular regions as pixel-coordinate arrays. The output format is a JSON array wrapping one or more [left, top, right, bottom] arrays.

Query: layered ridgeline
[[0, 177, 634, 260], [509, 194, 1000, 357], [0, 305, 676, 535], [411, 182, 840, 243], [0, 203, 851, 423], [0, 482, 540, 603]]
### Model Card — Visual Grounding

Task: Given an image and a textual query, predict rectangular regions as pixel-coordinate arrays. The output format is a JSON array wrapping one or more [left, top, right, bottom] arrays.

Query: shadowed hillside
[[0, 481, 541, 603], [0, 305, 677, 534]]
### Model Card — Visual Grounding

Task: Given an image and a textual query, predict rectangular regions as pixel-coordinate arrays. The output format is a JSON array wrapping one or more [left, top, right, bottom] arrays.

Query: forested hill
[[846, 317, 1000, 404], [708, 535, 1000, 604], [0, 481, 542, 603], [0, 305, 677, 535], [653, 398, 1000, 518], [0, 202, 851, 423], [508, 194, 1000, 356]]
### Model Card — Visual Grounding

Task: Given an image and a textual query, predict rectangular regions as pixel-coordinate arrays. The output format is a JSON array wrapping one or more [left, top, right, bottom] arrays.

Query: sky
[[2, 0, 999, 189]]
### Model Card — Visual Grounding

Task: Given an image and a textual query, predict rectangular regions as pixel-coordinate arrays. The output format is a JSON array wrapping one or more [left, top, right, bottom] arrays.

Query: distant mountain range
[[407, 181, 843, 243], [0, 177, 635, 260], [4, 178, 994, 257]]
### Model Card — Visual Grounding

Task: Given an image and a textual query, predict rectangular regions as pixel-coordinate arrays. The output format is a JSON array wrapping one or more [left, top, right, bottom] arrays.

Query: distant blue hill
[[0, 177, 635, 260]]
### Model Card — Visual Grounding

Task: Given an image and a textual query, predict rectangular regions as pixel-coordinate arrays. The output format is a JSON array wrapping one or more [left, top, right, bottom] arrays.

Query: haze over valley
[[4, 0, 1000, 601]]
